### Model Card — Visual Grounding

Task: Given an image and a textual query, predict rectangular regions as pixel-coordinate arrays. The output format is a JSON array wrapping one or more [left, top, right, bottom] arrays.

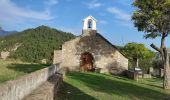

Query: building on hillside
[[53, 16, 128, 74]]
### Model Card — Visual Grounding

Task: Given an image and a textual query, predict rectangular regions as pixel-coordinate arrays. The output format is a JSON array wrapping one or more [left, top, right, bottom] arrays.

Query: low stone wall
[[0, 64, 60, 100], [126, 70, 141, 80], [143, 74, 152, 78], [23, 73, 63, 100]]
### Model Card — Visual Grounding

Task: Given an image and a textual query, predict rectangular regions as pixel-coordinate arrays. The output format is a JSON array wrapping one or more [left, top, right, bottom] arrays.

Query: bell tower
[[82, 16, 97, 35]]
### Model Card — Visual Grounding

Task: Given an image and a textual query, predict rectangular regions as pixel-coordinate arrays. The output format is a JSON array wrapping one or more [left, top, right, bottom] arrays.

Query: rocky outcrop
[[0, 43, 21, 60]]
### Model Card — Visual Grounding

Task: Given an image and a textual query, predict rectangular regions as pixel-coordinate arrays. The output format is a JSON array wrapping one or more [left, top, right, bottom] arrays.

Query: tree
[[132, 0, 170, 89], [122, 42, 155, 69]]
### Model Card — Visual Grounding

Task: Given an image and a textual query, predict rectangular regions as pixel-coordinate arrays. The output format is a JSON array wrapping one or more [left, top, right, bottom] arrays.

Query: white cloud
[[107, 7, 131, 22], [98, 20, 107, 24], [0, 0, 54, 26], [86, 0, 103, 9]]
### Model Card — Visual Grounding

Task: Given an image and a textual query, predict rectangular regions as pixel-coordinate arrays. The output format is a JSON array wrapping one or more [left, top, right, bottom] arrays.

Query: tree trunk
[[161, 35, 170, 89], [151, 43, 170, 89], [163, 48, 170, 89]]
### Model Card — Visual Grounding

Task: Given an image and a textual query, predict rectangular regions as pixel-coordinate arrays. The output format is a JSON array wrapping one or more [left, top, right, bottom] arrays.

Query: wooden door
[[80, 52, 94, 71]]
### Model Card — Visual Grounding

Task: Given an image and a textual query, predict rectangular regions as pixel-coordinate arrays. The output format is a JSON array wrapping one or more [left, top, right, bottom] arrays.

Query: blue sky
[[0, 0, 170, 49]]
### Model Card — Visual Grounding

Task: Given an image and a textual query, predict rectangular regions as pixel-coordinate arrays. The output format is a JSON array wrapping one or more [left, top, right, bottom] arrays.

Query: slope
[[0, 25, 76, 63]]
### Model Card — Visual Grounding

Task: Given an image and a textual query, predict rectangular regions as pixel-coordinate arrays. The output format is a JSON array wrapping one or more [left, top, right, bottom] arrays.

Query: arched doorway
[[80, 52, 94, 71]]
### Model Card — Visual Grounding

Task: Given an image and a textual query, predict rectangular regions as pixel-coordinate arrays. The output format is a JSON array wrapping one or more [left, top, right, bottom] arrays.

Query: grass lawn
[[56, 72, 170, 100], [0, 59, 48, 83]]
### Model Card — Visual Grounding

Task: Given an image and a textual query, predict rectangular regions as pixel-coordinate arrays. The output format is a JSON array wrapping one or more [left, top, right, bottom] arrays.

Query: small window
[[88, 19, 93, 29]]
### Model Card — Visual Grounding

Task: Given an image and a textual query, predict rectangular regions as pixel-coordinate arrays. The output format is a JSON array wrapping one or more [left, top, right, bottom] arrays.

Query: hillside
[[0, 25, 76, 63]]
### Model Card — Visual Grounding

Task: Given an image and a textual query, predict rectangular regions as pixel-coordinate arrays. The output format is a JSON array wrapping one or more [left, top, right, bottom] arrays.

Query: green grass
[[0, 60, 48, 83], [56, 72, 170, 100]]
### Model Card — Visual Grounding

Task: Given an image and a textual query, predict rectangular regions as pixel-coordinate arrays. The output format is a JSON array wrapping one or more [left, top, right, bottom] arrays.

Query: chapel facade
[[53, 16, 128, 74]]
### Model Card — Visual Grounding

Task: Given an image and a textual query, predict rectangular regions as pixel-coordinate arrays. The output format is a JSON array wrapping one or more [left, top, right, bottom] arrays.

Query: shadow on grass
[[66, 72, 168, 100], [138, 78, 163, 88], [140, 82, 163, 88], [56, 82, 97, 100], [7, 63, 49, 73]]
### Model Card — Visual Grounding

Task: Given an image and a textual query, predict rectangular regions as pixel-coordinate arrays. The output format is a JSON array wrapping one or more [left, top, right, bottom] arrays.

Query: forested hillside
[[0, 25, 76, 63]]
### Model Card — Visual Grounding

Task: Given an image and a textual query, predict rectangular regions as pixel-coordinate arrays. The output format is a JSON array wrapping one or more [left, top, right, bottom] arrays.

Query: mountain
[[0, 25, 76, 63], [0, 27, 17, 36]]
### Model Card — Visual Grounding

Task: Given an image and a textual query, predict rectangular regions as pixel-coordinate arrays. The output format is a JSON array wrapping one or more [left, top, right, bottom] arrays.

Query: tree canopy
[[122, 42, 155, 71], [132, 0, 170, 39], [123, 42, 155, 61]]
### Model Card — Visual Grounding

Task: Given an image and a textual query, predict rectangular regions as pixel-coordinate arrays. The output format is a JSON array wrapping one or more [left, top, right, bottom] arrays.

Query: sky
[[0, 0, 170, 50]]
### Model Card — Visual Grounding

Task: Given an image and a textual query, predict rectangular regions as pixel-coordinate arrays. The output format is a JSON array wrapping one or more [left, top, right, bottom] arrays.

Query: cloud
[[44, 0, 58, 6], [98, 20, 107, 24], [107, 7, 131, 22], [115, 0, 132, 6], [107, 7, 133, 27], [0, 0, 54, 27], [86, 0, 103, 9]]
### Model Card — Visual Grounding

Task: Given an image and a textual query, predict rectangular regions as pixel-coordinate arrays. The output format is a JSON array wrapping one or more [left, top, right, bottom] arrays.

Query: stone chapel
[[53, 16, 128, 74]]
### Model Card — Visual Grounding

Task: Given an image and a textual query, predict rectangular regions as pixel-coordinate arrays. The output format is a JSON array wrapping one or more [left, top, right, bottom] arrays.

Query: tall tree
[[132, 0, 170, 89], [123, 42, 155, 68]]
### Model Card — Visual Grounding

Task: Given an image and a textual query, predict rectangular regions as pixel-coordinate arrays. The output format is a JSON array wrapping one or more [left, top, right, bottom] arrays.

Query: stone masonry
[[53, 30, 128, 75], [53, 16, 128, 75]]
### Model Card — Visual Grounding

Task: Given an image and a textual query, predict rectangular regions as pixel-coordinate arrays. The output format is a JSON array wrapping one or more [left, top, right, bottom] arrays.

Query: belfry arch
[[82, 16, 97, 31], [88, 19, 93, 29]]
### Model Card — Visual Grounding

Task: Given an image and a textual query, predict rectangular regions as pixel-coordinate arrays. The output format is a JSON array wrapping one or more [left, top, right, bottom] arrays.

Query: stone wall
[[53, 50, 62, 64], [23, 73, 63, 100], [61, 31, 128, 74], [0, 64, 59, 100]]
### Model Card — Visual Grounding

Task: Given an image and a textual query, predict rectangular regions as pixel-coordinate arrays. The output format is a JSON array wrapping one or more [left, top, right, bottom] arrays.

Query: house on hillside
[[53, 16, 128, 75]]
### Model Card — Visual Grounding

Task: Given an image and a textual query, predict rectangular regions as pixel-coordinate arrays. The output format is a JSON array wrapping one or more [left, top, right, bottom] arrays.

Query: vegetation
[[132, 0, 170, 89], [151, 52, 170, 70], [0, 59, 48, 83], [117, 42, 155, 73], [57, 72, 170, 100], [0, 25, 75, 64]]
